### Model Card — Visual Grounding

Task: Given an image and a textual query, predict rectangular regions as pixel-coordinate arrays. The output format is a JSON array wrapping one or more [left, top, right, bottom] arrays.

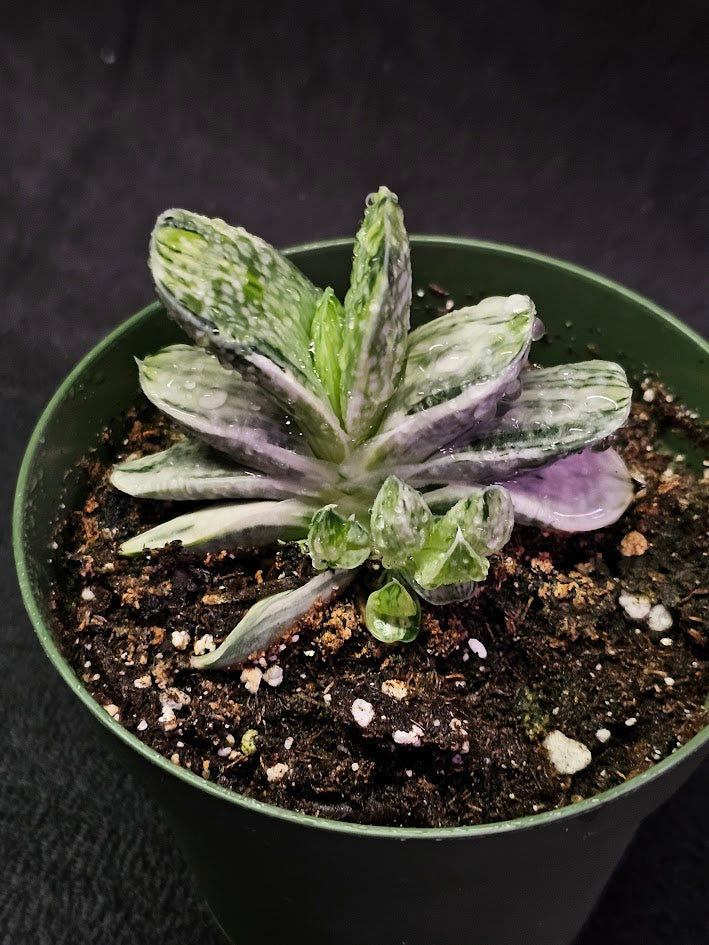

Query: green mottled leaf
[[192, 570, 356, 669], [310, 287, 344, 419], [150, 210, 347, 462], [307, 506, 371, 570], [119, 499, 316, 556], [404, 361, 632, 486], [437, 485, 514, 555], [413, 527, 489, 590], [365, 578, 420, 643], [365, 295, 536, 465], [369, 475, 432, 570], [339, 187, 411, 442], [137, 345, 334, 487], [111, 439, 315, 501]]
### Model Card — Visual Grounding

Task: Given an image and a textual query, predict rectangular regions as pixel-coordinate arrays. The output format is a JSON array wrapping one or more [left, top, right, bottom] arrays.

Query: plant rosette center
[[111, 187, 634, 668]]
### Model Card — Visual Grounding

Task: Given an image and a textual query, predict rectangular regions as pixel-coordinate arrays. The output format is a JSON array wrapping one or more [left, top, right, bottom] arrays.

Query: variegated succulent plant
[[112, 187, 634, 668]]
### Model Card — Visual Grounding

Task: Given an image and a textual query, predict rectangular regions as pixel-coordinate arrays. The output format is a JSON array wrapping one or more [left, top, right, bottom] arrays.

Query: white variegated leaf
[[150, 209, 348, 461], [400, 361, 631, 486], [364, 295, 536, 466], [138, 345, 335, 487], [191, 570, 356, 668], [111, 439, 316, 501], [119, 498, 316, 556], [339, 187, 411, 442]]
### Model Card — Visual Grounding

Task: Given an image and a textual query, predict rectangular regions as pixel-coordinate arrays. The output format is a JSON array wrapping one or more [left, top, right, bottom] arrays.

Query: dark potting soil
[[50, 378, 709, 827]]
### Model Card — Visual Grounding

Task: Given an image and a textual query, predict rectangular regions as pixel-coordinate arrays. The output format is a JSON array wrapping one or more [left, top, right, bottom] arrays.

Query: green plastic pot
[[14, 238, 709, 945]]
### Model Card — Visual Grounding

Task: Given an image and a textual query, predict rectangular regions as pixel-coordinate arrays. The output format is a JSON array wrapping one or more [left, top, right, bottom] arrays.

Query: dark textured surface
[[2, 2, 708, 943]]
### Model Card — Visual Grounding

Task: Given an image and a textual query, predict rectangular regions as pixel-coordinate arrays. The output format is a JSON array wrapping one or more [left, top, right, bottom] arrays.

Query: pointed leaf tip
[[191, 570, 356, 669], [339, 187, 411, 441]]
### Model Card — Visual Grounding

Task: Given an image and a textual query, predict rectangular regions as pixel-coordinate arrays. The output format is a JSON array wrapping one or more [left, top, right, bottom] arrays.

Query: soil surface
[[50, 377, 709, 827]]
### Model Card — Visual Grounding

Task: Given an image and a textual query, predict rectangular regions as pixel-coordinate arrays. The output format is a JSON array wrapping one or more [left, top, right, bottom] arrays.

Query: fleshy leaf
[[369, 475, 433, 570], [310, 287, 344, 419], [406, 576, 480, 606], [150, 210, 347, 462], [503, 447, 634, 531], [307, 506, 371, 570], [192, 570, 356, 669], [365, 578, 420, 643], [437, 485, 514, 555], [364, 295, 536, 465], [119, 499, 315, 556], [111, 439, 317, 501], [339, 187, 411, 442], [403, 361, 632, 486], [413, 527, 489, 590], [137, 345, 334, 487]]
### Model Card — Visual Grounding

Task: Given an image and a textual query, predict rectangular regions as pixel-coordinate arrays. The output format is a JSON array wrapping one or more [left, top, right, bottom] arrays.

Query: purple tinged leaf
[[502, 447, 634, 532], [362, 295, 535, 466], [400, 361, 631, 486], [111, 439, 319, 501], [137, 345, 336, 487]]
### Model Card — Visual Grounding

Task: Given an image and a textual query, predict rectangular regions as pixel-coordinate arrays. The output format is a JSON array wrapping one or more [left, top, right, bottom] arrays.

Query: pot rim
[[14, 235, 709, 841]]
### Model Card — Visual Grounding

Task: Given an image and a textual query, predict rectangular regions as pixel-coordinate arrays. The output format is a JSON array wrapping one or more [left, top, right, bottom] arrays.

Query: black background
[[2, 2, 708, 943]]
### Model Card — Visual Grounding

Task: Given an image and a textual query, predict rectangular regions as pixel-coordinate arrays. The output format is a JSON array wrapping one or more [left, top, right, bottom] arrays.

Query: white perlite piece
[[240, 667, 263, 694], [137, 719, 148, 732], [263, 665, 284, 687], [133, 674, 152, 689], [171, 629, 191, 651], [351, 699, 375, 728], [393, 724, 424, 747], [648, 604, 673, 634], [81, 587, 96, 601], [284, 736, 294, 750], [194, 633, 215, 656], [543, 730, 592, 774], [265, 762, 289, 783], [595, 728, 611, 744], [618, 591, 652, 623], [468, 638, 488, 659]]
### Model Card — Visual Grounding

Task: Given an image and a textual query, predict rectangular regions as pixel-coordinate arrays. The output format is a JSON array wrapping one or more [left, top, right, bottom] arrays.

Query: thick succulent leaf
[[436, 485, 514, 554], [406, 576, 480, 606], [369, 475, 433, 570], [119, 499, 316, 556], [413, 527, 489, 590], [339, 187, 412, 442], [137, 345, 334, 487], [111, 439, 316, 501], [307, 506, 371, 570], [364, 295, 536, 465], [365, 578, 420, 643], [192, 570, 355, 669], [150, 210, 347, 462], [310, 287, 344, 419], [503, 447, 634, 532], [403, 361, 631, 486]]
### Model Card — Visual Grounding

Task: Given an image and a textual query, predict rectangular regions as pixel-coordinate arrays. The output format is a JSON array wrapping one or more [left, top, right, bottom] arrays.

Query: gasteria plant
[[112, 187, 634, 668]]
